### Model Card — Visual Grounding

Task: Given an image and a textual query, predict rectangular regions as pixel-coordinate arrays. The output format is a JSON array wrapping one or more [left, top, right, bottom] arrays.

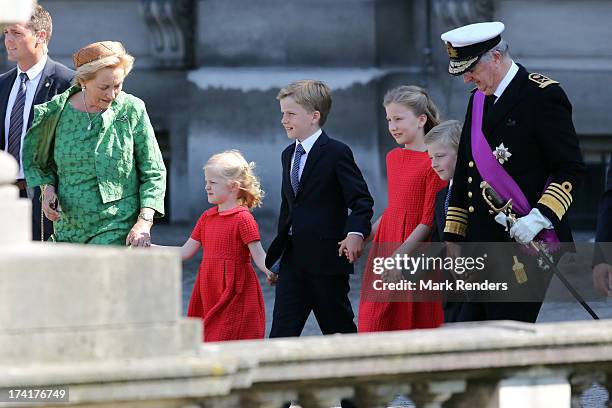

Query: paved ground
[[153, 223, 610, 407]]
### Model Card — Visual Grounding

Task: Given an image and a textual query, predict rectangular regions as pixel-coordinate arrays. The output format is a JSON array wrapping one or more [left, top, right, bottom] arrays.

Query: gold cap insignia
[[446, 42, 459, 58]]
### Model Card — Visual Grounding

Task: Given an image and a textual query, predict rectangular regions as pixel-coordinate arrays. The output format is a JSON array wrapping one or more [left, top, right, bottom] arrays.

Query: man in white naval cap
[[440, 22, 585, 322]]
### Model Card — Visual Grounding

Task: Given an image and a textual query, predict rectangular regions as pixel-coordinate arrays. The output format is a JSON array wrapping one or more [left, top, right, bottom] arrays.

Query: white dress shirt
[[493, 61, 518, 102], [4, 55, 48, 179], [290, 129, 322, 181], [491, 61, 553, 230]]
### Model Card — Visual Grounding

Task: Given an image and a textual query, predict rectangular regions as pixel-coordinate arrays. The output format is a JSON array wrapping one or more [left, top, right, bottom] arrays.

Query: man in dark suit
[[1, 5, 74, 240], [440, 22, 585, 322], [593, 159, 612, 296], [266, 80, 374, 338]]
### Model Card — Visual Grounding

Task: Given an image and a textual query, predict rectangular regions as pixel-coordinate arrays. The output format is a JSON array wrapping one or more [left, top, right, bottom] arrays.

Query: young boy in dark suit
[[266, 80, 374, 337], [425, 120, 463, 322]]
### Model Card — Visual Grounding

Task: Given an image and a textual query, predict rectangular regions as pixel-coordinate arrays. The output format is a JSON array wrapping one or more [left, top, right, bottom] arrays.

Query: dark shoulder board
[[528, 73, 559, 89]]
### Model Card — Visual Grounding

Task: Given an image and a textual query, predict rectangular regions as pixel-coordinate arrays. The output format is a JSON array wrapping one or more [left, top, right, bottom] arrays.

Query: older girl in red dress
[[357, 86, 447, 332], [172, 150, 277, 342]]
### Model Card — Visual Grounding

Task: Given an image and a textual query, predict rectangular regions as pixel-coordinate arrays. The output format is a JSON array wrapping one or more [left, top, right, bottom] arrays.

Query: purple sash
[[471, 91, 559, 247]]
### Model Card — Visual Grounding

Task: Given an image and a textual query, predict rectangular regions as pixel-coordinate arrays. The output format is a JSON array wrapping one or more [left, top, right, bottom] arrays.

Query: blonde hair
[[72, 54, 135, 87], [383, 85, 441, 134], [204, 150, 264, 209], [277, 80, 332, 127], [424, 120, 463, 150]]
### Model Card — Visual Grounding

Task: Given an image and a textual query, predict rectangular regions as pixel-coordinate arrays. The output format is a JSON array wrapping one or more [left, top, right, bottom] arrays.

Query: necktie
[[7, 73, 29, 164], [290, 143, 306, 194], [484, 94, 497, 115], [444, 185, 452, 216]]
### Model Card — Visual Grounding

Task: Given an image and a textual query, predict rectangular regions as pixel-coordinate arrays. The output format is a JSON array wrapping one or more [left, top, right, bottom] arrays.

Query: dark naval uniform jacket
[[443, 64, 585, 244]]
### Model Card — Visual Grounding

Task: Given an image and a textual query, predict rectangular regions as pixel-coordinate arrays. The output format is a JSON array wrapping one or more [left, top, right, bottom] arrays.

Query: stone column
[[0, 152, 201, 367], [354, 383, 411, 408], [0, 152, 31, 243], [570, 372, 604, 408], [298, 387, 355, 408], [410, 380, 466, 408], [240, 390, 299, 408], [443, 378, 499, 408], [0, 0, 34, 25]]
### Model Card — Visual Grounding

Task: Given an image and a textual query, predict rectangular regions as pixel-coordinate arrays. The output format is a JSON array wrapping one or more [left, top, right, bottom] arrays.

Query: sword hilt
[[480, 181, 514, 221]]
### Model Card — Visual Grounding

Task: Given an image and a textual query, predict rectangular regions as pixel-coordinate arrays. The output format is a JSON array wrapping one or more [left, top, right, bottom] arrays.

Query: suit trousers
[[270, 238, 357, 337]]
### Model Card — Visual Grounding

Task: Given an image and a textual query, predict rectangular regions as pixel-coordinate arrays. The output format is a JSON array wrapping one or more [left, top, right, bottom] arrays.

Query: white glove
[[509, 208, 553, 245], [494, 212, 509, 231]]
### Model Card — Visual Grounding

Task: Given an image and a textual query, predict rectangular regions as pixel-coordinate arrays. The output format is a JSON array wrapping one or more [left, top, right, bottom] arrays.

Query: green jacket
[[23, 85, 166, 217]]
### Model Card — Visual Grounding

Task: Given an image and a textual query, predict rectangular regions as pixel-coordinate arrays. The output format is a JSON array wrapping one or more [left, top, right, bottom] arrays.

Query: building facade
[[3, 0, 610, 230]]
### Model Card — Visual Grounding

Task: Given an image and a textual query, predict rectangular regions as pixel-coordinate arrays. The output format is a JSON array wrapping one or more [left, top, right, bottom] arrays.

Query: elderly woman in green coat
[[23, 41, 166, 247]]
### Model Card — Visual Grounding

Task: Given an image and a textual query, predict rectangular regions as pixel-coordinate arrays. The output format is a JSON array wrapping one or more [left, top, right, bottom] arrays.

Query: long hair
[[383, 85, 441, 134]]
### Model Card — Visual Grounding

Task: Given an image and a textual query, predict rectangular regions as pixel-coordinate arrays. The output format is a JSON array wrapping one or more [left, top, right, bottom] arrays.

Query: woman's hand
[[126, 219, 152, 247], [42, 185, 61, 221]]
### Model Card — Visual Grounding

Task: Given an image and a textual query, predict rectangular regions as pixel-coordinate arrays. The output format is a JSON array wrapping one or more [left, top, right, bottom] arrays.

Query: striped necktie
[[290, 143, 306, 194], [7, 73, 29, 164]]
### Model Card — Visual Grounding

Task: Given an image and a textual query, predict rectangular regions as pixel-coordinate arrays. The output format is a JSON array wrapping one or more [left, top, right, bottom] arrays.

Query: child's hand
[[265, 270, 279, 286], [339, 234, 364, 263], [338, 238, 350, 258], [382, 268, 403, 284]]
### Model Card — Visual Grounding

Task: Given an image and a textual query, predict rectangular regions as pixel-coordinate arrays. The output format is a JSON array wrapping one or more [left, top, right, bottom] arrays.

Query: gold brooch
[[493, 143, 512, 164]]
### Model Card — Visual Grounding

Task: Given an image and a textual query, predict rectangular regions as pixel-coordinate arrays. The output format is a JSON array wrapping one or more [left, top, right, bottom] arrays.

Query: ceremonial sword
[[480, 181, 600, 320]]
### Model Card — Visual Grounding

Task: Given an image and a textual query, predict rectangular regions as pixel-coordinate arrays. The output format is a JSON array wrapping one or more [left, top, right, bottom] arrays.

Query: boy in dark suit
[[1, 4, 74, 240], [266, 80, 374, 338], [425, 120, 463, 322]]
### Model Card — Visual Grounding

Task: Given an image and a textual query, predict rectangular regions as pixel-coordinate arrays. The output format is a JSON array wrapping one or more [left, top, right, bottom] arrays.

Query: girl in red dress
[[173, 150, 277, 342], [357, 85, 447, 332]]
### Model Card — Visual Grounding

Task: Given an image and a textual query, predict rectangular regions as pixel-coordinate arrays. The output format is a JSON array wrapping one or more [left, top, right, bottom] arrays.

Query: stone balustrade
[[3, 319, 612, 407]]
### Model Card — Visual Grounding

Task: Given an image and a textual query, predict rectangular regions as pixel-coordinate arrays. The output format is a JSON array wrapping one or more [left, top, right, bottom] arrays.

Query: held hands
[[126, 219, 152, 247], [338, 234, 365, 263], [41, 185, 61, 221], [509, 208, 552, 245], [263, 268, 279, 286], [593, 263, 612, 297]]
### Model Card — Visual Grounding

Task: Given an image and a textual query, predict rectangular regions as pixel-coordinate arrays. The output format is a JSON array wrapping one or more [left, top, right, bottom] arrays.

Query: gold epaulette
[[537, 181, 573, 220], [528, 73, 559, 89], [444, 206, 468, 237]]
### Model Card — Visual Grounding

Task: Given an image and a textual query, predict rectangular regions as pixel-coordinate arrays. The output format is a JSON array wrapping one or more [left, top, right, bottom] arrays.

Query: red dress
[[358, 148, 447, 332], [187, 206, 266, 342]]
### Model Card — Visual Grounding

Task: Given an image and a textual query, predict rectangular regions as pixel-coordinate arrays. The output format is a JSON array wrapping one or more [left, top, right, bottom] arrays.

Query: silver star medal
[[493, 143, 512, 164]]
